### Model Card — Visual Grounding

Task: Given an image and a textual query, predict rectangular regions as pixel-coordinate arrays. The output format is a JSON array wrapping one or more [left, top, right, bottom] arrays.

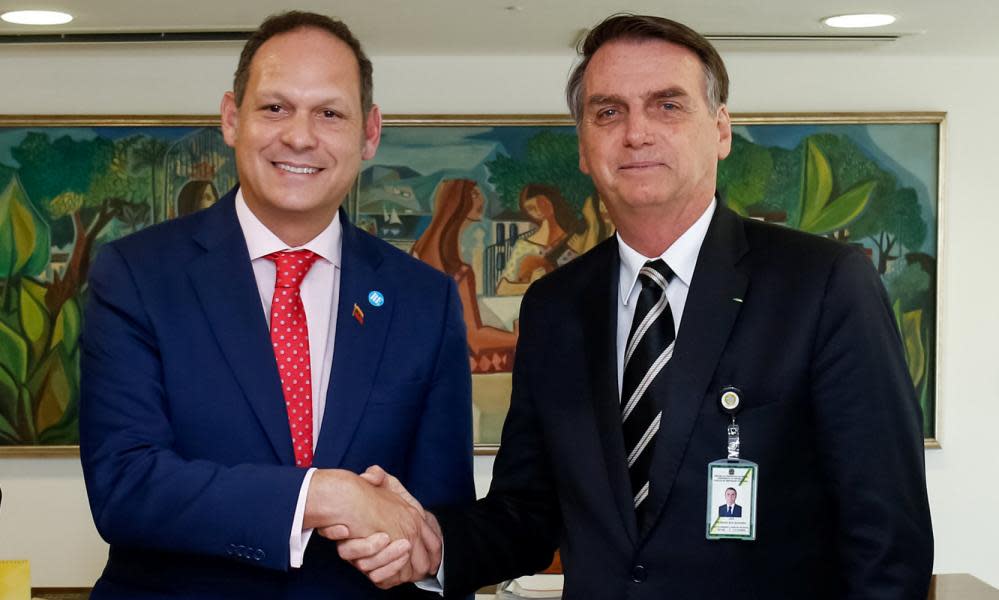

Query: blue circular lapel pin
[[367, 290, 385, 307]]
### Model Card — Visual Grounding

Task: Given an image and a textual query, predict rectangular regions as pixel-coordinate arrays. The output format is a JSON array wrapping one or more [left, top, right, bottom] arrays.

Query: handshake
[[304, 465, 443, 590]]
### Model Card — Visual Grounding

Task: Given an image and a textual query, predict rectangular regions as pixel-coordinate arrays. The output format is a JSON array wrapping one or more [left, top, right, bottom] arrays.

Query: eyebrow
[[254, 89, 350, 107], [587, 86, 690, 107]]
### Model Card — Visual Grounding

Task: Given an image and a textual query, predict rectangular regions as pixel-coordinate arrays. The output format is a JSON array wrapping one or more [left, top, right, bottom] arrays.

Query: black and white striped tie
[[621, 259, 675, 517]]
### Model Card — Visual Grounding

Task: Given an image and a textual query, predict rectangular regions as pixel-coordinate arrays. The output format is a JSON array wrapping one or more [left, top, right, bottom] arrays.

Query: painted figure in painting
[[337, 13, 933, 599], [79, 10, 470, 598], [496, 184, 603, 295], [412, 178, 518, 369], [175, 179, 220, 217]]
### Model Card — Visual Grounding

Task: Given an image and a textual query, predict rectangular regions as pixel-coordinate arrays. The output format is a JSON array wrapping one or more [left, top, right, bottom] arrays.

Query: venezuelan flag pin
[[352, 303, 365, 325]]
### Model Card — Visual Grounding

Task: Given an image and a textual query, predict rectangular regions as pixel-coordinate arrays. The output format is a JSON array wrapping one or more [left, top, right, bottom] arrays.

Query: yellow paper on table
[[0, 560, 30, 600]]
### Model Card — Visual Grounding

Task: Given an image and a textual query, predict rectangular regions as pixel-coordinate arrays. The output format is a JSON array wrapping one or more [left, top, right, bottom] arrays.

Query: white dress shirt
[[234, 190, 342, 568], [616, 200, 715, 396]]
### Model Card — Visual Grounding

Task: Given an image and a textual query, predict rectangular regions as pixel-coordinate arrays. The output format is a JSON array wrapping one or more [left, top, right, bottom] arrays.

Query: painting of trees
[[485, 130, 595, 211], [717, 121, 938, 435], [0, 121, 228, 447]]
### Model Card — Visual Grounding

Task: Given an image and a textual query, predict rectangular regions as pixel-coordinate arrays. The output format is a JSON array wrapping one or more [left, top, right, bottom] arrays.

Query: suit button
[[631, 565, 647, 583]]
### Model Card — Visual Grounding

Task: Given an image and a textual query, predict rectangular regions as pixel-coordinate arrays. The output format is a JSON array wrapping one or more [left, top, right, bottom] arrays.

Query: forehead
[[583, 38, 705, 99], [247, 27, 360, 89]]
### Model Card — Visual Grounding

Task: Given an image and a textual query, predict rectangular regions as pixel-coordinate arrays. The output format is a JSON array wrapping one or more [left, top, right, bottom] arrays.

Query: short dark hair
[[232, 11, 373, 115], [566, 14, 729, 123]]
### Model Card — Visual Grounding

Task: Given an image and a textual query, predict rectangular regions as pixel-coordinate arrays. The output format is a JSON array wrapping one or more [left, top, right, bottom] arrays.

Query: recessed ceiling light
[[1, 10, 73, 25], [822, 14, 896, 28]]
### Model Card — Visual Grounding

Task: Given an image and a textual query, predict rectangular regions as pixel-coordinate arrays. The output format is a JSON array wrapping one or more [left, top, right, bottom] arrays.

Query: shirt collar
[[618, 199, 716, 306], [235, 188, 342, 267]]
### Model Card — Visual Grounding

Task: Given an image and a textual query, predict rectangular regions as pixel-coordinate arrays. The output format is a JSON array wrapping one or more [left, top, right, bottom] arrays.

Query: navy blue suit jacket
[[80, 189, 474, 599], [718, 504, 742, 518]]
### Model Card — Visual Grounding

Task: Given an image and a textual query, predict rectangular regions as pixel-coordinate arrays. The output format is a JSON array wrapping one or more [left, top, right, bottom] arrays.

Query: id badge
[[705, 458, 758, 540], [706, 386, 757, 540]]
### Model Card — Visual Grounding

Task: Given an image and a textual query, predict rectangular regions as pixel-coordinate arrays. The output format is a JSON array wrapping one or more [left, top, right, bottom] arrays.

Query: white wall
[[0, 42, 996, 588]]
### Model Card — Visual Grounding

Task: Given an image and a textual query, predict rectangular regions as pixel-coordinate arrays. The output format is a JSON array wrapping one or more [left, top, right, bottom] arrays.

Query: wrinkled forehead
[[582, 38, 707, 102]]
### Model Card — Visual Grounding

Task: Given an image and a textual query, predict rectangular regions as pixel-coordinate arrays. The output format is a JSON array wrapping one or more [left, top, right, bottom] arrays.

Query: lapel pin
[[367, 290, 385, 307], [732, 297, 744, 303], [352, 303, 365, 325]]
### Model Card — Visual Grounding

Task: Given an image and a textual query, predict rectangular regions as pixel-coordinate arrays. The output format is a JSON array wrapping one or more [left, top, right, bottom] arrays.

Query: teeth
[[276, 163, 319, 175]]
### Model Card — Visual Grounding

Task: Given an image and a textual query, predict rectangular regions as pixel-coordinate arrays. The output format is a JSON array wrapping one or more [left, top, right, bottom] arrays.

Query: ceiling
[[0, 0, 996, 56]]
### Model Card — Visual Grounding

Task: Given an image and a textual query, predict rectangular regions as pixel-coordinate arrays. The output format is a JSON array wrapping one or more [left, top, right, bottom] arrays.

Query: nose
[[280, 112, 318, 151], [623, 111, 654, 148]]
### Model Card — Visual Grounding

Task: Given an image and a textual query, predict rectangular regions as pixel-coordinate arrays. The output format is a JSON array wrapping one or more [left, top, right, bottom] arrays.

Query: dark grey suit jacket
[[439, 204, 932, 599]]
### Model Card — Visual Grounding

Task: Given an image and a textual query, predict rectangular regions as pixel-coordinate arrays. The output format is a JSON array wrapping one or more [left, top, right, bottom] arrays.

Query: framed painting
[[0, 115, 233, 455], [0, 112, 942, 455], [361, 113, 942, 452]]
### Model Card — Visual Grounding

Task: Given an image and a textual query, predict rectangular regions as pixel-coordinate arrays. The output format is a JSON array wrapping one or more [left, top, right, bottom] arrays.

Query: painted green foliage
[[0, 132, 154, 445], [485, 131, 596, 212], [717, 130, 935, 436], [796, 139, 874, 234]]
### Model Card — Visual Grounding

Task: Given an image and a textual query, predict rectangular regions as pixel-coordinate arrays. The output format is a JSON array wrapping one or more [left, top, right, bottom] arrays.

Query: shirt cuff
[[289, 467, 318, 568], [414, 541, 445, 594]]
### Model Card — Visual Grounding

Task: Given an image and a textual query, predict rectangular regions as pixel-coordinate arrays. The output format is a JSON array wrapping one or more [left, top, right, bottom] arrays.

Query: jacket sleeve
[[436, 287, 561, 598], [404, 277, 476, 509], [809, 247, 934, 598], [79, 243, 306, 571]]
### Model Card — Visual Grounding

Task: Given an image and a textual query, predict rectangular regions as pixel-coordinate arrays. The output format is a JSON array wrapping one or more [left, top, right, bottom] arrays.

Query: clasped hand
[[307, 466, 441, 589]]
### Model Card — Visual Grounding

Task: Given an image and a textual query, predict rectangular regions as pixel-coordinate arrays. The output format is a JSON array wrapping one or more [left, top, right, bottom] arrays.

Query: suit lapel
[[639, 205, 750, 538], [582, 237, 641, 544], [187, 190, 292, 463], [313, 213, 392, 467]]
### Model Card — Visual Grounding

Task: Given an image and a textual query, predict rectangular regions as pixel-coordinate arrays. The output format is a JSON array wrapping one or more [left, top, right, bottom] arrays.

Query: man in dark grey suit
[[719, 488, 742, 518], [335, 13, 933, 599]]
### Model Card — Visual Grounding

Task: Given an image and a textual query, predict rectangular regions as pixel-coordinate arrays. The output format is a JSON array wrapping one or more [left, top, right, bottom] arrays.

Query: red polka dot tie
[[266, 250, 321, 468]]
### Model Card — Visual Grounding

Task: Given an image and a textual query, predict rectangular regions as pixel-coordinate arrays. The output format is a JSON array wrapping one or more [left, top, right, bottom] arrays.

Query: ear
[[361, 104, 383, 160], [220, 92, 240, 148], [715, 104, 732, 161]]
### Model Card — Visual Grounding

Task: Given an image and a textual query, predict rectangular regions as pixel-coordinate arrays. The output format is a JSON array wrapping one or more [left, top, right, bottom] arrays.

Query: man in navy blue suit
[[79, 11, 473, 599]]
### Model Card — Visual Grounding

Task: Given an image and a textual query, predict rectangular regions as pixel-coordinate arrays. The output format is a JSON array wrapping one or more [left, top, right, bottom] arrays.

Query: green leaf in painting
[[0, 363, 20, 439], [0, 411, 17, 443], [0, 318, 29, 381], [0, 177, 51, 279], [798, 140, 833, 229], [19, 278, 52, 365], [29, 349, 73, 436], [803, 180, 875, 235], [901, 309, 926, 388], [10, 193, 38, 273], [51, 296, 81, 353]]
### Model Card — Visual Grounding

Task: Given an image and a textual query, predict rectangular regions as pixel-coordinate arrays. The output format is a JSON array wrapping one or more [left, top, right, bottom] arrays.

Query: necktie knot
[[638, 259, 674, 292], [267, 250, 320, 288]]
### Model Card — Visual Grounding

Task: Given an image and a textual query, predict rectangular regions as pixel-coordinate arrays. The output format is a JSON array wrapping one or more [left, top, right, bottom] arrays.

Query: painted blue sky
[[367, 125, 577, 177]]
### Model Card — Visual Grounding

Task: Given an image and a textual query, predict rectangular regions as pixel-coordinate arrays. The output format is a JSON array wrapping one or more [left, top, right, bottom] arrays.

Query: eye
[[321, 109, 340, 120], [660, 101, 679, 111], [595, 107, 619, 121], [267, 105, 283, 113]]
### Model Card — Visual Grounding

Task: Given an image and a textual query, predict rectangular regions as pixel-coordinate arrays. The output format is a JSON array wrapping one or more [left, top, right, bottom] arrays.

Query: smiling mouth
[[274, 162, 321, 175]]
